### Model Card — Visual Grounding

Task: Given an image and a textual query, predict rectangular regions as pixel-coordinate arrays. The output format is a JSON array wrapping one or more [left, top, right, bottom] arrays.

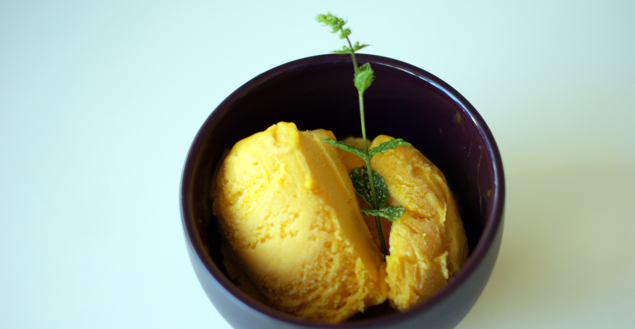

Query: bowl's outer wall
[[183, 213, 503, 329], [181, 54, 505, 329]]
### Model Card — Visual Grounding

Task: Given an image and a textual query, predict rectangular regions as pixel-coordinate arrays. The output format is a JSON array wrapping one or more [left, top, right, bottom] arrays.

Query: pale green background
[[1, 0, 634, 328]]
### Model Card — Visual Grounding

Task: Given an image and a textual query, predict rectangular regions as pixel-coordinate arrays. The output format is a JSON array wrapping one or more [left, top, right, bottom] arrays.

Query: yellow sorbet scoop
[[370, 135, 469, 311], [211, 122, 387, 323]]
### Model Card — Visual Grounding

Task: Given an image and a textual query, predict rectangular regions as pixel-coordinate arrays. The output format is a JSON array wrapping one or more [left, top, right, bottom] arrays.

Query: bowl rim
[[180, 53, 505, 327]]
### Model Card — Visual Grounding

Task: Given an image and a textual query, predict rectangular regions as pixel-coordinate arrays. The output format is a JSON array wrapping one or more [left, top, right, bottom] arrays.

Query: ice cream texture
[[211, 122, 387, 323], [211, 122, 468, 321], [370, 135, 468, 310]]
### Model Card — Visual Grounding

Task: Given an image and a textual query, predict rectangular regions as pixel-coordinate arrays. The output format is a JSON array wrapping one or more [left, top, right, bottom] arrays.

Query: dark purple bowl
[[181, 54, 505, 329]]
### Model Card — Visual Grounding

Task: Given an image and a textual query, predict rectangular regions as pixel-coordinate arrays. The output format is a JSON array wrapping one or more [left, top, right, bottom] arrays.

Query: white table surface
[[2, 1, 634, 328]]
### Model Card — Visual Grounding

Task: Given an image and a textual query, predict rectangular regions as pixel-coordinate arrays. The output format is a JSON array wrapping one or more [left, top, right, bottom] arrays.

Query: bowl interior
[[182, 54, 503, 326]]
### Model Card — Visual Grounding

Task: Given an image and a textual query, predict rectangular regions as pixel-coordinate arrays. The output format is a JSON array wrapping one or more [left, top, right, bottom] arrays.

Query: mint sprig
[[316, 13, 411, 255], [349, 167, 389, 209], [369, 138, 412, 157], [361, 206, 406, 223]]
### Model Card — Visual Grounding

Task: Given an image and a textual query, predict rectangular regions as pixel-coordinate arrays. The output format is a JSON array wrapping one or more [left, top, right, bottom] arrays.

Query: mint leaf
[[352, 42, 369, 52], [332, 46, 352, 54], [350, 166, 389, 208], [369, 138, 412, 157], [321, 139, 368, 161], [354, 63, 374, 95], [361, 206, 406, 222], [339, 28, 351, 39], [315, 13, 347, 34]]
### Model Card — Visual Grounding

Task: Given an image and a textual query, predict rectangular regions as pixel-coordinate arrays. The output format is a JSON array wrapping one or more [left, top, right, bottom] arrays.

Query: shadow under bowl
[[181, 54, 505, 329]]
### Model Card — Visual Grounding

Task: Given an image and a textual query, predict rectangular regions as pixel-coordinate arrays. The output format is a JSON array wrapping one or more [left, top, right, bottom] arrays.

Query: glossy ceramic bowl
[[180, 54, 505, 329]]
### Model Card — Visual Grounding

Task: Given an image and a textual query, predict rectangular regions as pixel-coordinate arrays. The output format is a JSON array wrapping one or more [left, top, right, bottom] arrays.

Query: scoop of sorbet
[[370, 135, 468, 310], [211, 122, 387, 323]]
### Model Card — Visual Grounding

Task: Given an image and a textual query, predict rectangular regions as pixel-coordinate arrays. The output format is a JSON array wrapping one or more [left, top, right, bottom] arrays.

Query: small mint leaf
[[361, 206, 406, 222], [359, 62, 371, 72], [332, 45, 352, 54], [354, 63, 374, 95], [353, 42, 370, 52], [339, 28, 351, 39], [350, 167, 374, 207], [373, 171, 390, 208], [315, 13, 347, 34], [321, 139, 368, 161], [350, 166, 389, 208], [369, 138, 412, 157]]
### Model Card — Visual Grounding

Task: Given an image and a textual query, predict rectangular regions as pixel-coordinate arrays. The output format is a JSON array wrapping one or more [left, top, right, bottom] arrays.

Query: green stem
[[358, 73, 387, 256], [344, 32, 387, 255], [360, 95, 387, 256], [345, 36, 359, 74], [374, 215, 387, 255]]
